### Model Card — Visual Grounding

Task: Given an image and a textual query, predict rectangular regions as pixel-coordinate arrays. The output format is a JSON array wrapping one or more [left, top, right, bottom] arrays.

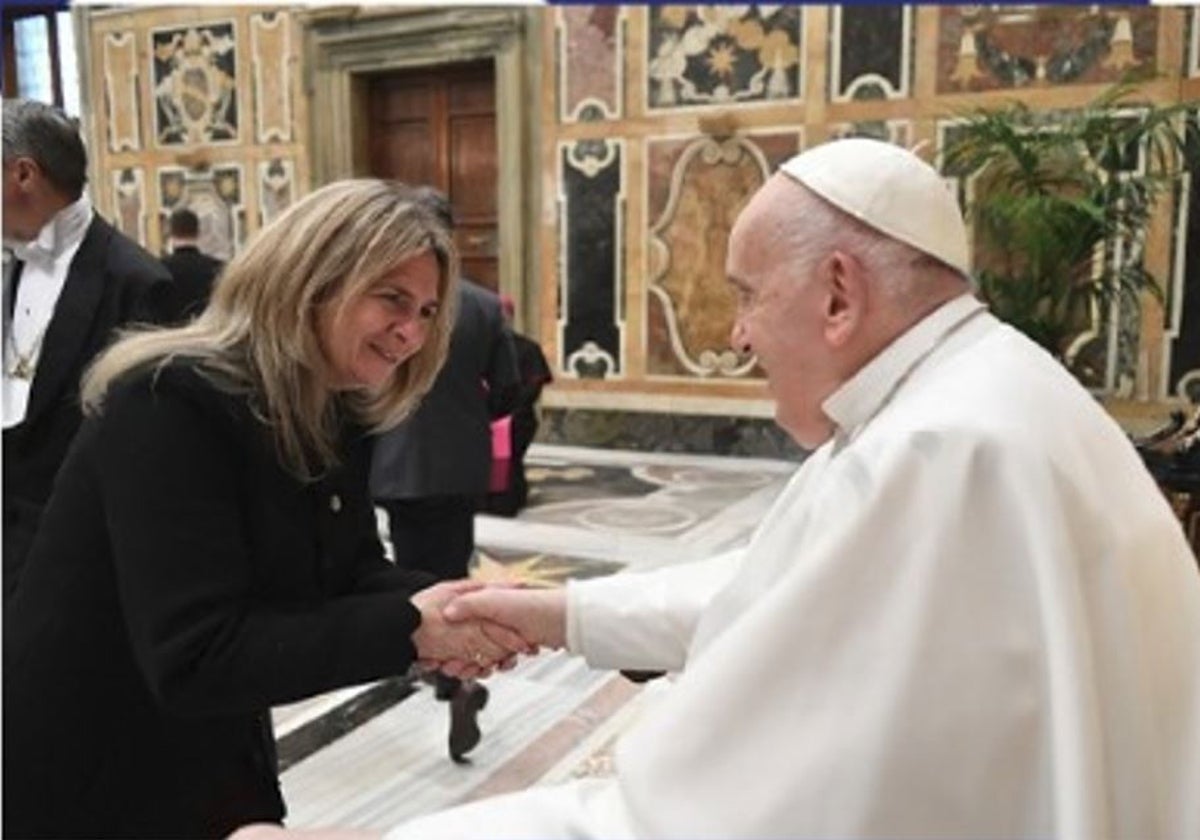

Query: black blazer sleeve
[[93, 375, 424, 715]]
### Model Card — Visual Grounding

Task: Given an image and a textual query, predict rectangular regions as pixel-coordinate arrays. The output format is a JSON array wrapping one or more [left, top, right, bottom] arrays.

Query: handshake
[[409, 581, 566, 680]]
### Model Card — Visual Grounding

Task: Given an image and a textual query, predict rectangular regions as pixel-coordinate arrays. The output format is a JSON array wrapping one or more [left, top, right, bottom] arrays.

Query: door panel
[[366, 61, 498, 291]]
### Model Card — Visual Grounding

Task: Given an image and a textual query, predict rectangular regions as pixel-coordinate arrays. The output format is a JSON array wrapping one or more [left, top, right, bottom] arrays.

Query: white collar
[[822, 293, 986, 441], [3, 195, 93, 265]]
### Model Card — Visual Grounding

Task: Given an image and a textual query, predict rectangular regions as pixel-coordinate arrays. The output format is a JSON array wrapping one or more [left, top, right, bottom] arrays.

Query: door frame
[[301, 7, 537, 325]]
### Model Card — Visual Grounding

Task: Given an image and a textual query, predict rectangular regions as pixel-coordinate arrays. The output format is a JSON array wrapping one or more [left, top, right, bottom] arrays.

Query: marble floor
[[273, 443, 796, 830]]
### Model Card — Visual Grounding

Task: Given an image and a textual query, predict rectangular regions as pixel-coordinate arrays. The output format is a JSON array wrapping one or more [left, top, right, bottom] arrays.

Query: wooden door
[[366, 61, 499, 291]]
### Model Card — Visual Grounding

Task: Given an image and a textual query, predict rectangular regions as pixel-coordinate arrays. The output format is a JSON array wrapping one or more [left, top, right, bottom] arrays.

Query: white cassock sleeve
[[565, 547, 743, 671]]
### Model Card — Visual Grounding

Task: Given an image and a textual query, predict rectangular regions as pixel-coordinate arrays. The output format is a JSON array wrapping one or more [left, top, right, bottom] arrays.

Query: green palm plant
[[941, 85, 1196, 368]]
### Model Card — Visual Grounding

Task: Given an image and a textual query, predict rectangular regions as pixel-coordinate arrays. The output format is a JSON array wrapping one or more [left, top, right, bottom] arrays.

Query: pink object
[[489, 415, 513, 492]]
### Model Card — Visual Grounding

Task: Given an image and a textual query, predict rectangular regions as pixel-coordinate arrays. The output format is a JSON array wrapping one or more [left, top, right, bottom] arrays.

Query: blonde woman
[[3, 180, 528, 839]]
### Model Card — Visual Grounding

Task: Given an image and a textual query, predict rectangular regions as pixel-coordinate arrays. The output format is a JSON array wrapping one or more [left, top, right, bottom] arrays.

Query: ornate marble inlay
[[152, 21, 239, 146], [1189, 8, 1199, 78], [647, 5, 802, 109], [938, 6, 1157, 93], [158, 164, 245, 261], [1168, 112, 1200, 400], [259, 158, 295, 226], [831, 120, 912, 147], [645, 132, 798, 379], [102, 32, 140, 153], [829, 5, 912, 102], [648, 137, 762, 378], [558, 139, 624, 379], [112, 167, 146, 246], [557, 5, 623, 122], [250, 12, 292, 143]]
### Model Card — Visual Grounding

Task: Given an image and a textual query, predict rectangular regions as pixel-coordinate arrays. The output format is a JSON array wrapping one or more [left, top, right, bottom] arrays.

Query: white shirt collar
[[3, 195, 93, 265], [823, 293, 986, 441]]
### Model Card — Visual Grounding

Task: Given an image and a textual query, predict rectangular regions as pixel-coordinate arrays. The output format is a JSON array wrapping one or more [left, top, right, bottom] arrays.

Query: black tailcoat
[[3, 215, 172, 599]]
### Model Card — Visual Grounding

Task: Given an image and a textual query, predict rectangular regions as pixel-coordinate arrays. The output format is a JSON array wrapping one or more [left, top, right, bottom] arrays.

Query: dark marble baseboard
[[277, 677, 418, 771], [538, 408, 806, 460]]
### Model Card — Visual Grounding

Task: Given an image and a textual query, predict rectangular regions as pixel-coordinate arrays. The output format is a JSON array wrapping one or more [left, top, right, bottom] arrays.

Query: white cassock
[[387, 295, 1200, 839]]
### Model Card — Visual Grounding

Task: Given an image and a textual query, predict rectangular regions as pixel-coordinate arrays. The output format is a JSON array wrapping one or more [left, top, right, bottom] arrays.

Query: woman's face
[[317, 250, 441, 392]]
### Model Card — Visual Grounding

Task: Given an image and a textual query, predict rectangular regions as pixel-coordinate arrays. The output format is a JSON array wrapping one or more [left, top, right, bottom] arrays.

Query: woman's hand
[[410, 580, 534, 678]]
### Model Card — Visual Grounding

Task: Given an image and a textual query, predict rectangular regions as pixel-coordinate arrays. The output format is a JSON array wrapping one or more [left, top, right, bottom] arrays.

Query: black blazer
[[370, 280, 519, 498], [2, 215, 172, 599], [3, 361, 433, 839], [161, 245, 223, 321]]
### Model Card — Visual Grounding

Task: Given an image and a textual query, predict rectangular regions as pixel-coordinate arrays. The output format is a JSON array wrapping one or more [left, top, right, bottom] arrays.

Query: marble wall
[[81, 6, 308, 258], [76, 5, 1198, 451], [538, 4, 1199, 431]]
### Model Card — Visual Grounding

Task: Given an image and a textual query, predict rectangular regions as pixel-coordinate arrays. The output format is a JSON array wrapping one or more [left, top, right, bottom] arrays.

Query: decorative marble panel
[[557, 5, 623, 122], [151, 21, 239, 146], [646, 132, 799, 379], [937, 6, 1157, 94], [830, 5, 912, 102], [1190, 8, 1199, 78], [102, 32, 140, 153], [831, 120, 912, 147], [1169, 112, 1200, 400], [647, 5, 802, 110], [259, 158, 295, 226], [158, 164, 245, 261], [112, 167, 147, 246], [250, 11, 292, 143], [558, 139, 624, 378]]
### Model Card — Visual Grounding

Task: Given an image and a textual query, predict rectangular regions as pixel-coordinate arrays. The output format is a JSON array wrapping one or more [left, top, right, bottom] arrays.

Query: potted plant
[[940, 84, 1196, 389]]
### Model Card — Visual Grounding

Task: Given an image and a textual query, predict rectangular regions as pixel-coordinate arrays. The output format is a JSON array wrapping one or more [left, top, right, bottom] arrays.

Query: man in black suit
[[484, 294, 552, 516], [369, 188, 519, 761], [2, 98, 172, 602], [162, 206, 223, 321]]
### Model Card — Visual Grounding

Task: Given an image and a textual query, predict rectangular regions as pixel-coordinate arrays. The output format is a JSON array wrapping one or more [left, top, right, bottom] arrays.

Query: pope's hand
[[442, 586, 567, 651]]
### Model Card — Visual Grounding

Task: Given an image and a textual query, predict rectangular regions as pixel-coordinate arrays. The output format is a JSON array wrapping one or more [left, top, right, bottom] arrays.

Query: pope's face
[[316, 250, 441, 392], [726, 179, 838, 449]]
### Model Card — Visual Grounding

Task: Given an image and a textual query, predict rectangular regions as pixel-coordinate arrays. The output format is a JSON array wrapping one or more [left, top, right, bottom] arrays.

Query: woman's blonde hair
[[82, 178, 459, 479]]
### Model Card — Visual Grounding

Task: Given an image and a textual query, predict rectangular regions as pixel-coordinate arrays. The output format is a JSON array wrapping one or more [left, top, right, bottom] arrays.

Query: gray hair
[[2, 98, 88, 200], [778, 182, 972, 308]]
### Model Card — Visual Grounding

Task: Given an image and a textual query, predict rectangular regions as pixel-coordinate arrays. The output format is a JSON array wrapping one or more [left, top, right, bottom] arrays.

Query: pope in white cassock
[[235, 139, 1200, 839]]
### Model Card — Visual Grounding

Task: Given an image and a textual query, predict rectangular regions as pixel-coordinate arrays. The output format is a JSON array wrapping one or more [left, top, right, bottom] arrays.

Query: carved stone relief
[[102, 31, 140, 153], [557, 5, 623, 122], [647, 5, 802, 110], [250, 11, 292, 143], [151, 21, 239, 146]]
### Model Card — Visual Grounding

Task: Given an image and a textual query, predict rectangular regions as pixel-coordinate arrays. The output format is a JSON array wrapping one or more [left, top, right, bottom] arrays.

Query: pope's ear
[[822, 250, 865, 347]]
